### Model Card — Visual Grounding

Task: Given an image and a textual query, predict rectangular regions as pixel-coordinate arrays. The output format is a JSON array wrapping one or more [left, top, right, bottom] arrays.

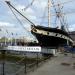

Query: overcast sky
[[0, 0, 75, 39]]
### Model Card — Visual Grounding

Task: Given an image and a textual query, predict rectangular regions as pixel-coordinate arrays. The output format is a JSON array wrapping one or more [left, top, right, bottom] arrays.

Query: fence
[[0, 48, 52, 75]]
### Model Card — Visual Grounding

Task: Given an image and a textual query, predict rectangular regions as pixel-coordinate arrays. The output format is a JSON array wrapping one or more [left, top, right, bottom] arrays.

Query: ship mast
[[48, 0, 51, 27]]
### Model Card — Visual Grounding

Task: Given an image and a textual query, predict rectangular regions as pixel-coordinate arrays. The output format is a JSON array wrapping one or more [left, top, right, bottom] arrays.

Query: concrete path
[[29, 53, 75, 75]]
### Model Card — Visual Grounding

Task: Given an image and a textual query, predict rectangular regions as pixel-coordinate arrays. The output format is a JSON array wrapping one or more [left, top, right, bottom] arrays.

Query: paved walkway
[[29, 53, 75, 75]]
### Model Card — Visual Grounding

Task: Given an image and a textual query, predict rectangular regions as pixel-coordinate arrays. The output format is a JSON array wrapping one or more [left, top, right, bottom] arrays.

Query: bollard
[[24, 53, 27, 74], [36, 53, 38, 67]]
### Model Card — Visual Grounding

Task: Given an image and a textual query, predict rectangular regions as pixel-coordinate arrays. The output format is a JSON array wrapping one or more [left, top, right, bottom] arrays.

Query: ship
[[5, 0, 73, 48], [31, 0, 73, 47], [31, 25, 73, 47]]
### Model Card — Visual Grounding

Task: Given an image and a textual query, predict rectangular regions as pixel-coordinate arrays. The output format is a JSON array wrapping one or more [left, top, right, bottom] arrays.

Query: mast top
[[48, 0, 51, 27]]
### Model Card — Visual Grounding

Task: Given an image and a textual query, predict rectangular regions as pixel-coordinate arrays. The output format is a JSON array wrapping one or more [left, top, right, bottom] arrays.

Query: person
[[71, 45, 75, 57]]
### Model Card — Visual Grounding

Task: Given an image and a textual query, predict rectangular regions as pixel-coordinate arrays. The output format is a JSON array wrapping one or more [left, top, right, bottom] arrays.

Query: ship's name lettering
[[26, 47, 39, 50]]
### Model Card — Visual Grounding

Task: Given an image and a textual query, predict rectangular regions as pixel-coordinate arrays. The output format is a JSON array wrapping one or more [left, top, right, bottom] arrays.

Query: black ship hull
[[31, 25, 73, 48]]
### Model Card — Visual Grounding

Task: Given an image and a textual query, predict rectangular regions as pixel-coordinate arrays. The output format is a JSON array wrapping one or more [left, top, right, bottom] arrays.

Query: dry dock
[[29, 53, 75, 75]]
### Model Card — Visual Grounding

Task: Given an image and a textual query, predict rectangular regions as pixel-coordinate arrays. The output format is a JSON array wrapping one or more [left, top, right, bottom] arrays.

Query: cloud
[[0, 21, 15, 27], [15, 4, 35, 16], [68, 24, 75, 31], [1, 0, 75, 33], [15, 3, 35, 14], [16, 5, 25, 10], [26, 8, 35, 15], [0, 26, 30, 38], [32, 0, 47, 13], [6, 2, 37, 24]]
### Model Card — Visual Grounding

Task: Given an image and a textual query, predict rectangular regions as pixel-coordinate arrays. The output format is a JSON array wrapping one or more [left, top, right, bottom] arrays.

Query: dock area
[[28, 53, 75, 75]]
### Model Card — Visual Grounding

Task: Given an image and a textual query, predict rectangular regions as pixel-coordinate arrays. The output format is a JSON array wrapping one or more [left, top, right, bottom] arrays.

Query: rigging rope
[[51, 0, 65, 28], [51, 0, 71, 32], [23, 0, 35, 11], [5, 1, 36, 33], [51, 0, 75, 7], [7, 4, 29, 32], [5, 1, 35, 26], [0, 27, 10, 38]]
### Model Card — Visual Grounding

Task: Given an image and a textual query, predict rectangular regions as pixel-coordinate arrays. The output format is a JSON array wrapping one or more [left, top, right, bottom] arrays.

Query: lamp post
[[14, 33, 17, 46], [10, 32, 13, 46], [4, 37, 6, 46]]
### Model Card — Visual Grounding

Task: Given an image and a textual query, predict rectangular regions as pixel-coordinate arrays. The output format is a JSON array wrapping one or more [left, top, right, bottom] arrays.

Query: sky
[[0, 0, 75, 40]]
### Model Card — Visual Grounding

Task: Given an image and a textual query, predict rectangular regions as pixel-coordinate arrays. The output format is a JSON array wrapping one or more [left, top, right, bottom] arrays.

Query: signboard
[[5, 46, 41, 52]]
